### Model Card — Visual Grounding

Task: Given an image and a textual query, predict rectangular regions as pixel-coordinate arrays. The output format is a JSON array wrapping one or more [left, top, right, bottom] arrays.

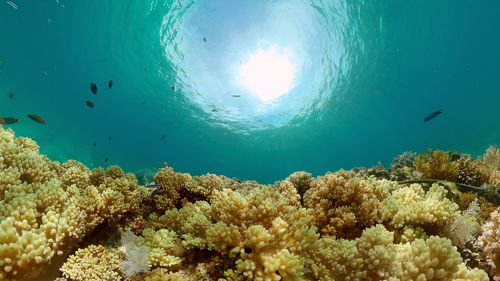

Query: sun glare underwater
[[1, 0, 499, 184]]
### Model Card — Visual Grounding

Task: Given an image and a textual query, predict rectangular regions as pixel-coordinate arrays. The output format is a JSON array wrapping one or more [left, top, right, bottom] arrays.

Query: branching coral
[[303, 169, 398, 238], [478, 207, 500, 280], [389, 151, 418, 181], [152, 166, 192, 213], [414, 149, 459, 181], [0, 126, 142, 281], [311, 225, 488, 281], [151, 185, 319, 281], [60, 244, 122, 281], [311, 224, 397, 281], [456, 157, 489, 187], [381, 183, 459, 228], [137, 228, 185, 267]]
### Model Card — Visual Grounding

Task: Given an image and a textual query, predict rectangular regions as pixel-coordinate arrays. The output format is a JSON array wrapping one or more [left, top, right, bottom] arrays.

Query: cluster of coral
[[1, 125, 499, 281]]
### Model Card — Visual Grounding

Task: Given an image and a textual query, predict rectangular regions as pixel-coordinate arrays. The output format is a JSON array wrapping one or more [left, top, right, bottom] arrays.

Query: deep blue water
[[1, 0, 499, 184]]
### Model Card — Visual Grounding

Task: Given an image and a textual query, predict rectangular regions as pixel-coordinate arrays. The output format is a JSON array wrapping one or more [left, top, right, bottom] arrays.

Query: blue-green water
[[1, 0, 499, 184]]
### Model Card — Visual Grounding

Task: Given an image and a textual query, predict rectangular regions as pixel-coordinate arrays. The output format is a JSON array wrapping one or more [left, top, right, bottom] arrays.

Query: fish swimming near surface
[[85, 101, 94, 108], [90, 82, 97, 94], [161, 135, 166, 140], [1, 117, 20, 124], [203, 37, 206, 43], [231, 94, 241, 97], [108, 80, 113, 89], [171, 86, 175, 91], [424, 109, 443, 122], [6, 1, 18, 10], [28, 114, 45, 124]]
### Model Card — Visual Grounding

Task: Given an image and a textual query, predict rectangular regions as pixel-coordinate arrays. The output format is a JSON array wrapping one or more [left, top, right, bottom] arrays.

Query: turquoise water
[[1, 0, 499, 184]]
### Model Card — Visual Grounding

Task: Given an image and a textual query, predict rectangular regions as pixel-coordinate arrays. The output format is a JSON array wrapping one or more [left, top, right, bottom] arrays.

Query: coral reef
[[0, 126, 142, 281], [303, 169, 398, 238], [59, 245, 122, 281], [478, 207, 500, 280], [414, 149, 459, 181], [1, 125, 497, 281], [381, 183, 459, 228]]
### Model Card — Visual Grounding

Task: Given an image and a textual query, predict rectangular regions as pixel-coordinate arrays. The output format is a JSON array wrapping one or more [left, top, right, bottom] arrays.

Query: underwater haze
[[0, 0, 499, 183]]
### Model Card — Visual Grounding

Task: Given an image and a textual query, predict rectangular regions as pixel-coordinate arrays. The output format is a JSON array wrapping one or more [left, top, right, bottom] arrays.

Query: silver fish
[[6, 1, 18, 9]]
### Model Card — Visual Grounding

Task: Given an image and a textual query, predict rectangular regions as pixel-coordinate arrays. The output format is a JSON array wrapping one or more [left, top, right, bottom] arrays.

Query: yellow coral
[[303, 169, 398, 238], [400, 226, 428, 243], [0, 126, 142, 281], [381, 183, 459, 228], [152, 166, 192, 212], [452, 264, 489, 281], [414, 149, 459, 181], [311, 224, 397, 281], [60, 244, 122, 281], [393, 236, 462, 280], [137, 228, 184, 267]]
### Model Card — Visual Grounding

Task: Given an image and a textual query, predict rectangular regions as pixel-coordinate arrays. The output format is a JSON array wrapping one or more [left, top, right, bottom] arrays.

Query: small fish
[[108, 136, 112, 140], [28, 114, 45, 124], [6, 1, 18, 10], [85, 101, 94, 108], [93, 142, 96, 147], [1, 117, 20, 124], [41, 70, 48, 76], [8, 90, 13, 98], [90, 82, 97, 94], [105, 157, 109, 162], [142, 101, 146, 104], [203, 37, 206, 43], [108, 80, 113, 89], [164, 161, 168, 166], [231, 94, 241, 97], [161, 135, 166, 140], [146, 184, 160, 188], [171, 86, 175, 91], [424, 109, 443, 122]]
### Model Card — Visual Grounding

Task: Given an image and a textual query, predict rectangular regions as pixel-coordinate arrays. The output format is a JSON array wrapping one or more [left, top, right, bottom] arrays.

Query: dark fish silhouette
[[161, 135, 166, 140], [108, 80, 113, 89], [424, 109, 443, 122], [203, 37, 206, 43], [90, 82, 97, 94], [108, 136, 112, 140], [85, 101, 94, 108], [8, 90, 13, 99], [171, 86, 175, 91], [28, 114, 45, 124], [0, 117, 20, 125], [105, 157, 109, 162], [142, 101, 146, 104], [93, 142, 96, 147]]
